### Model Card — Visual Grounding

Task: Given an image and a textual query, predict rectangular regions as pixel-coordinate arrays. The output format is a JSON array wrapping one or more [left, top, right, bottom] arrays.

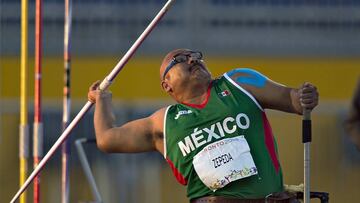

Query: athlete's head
[[160, 49, 211, 100]]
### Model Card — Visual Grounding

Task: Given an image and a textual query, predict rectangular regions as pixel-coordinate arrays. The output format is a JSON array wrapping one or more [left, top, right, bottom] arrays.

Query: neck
[[179, 80, 212, 105]]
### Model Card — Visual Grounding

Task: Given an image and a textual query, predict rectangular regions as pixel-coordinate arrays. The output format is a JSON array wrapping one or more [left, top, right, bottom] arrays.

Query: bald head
[[159, 48, 192, 80]]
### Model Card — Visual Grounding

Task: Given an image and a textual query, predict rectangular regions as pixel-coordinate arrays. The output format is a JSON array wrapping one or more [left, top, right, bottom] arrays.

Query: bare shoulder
[[225, 68, 291, 110], [148, 107, 169, 134], [148, 107, 169, 154], [225, 68, 268, 91], [225, 68, 274, 97], [150, 107, 167, 122]]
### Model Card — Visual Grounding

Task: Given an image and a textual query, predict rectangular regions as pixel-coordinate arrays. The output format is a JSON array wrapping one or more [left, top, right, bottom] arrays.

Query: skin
[[88, 49, 319, 156]]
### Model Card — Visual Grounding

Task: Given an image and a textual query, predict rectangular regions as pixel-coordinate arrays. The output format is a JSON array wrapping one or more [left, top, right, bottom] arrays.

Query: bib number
[[192, 136, 258, 191]]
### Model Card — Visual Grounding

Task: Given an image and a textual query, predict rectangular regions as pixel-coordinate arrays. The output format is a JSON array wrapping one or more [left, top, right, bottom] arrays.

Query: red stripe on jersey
[[166, 158, 188, 185], [181, 82, 213, 109], [262, 112, 280, 172]]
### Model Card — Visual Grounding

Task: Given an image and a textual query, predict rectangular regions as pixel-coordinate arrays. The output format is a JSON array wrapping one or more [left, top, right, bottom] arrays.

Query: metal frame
[[75, 138, 102, 203]]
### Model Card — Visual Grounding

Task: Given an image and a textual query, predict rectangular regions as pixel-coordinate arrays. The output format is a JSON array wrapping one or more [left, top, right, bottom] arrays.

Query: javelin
[[303, 109, 311, 203], [33, 0, 43, 202], [19, 0, 29, 203], [61, 0, 72, 202], [10, 0, 176, 202]]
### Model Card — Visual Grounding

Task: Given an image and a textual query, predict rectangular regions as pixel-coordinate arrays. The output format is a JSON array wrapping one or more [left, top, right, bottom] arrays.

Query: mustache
[[190, 62, 204, 70]]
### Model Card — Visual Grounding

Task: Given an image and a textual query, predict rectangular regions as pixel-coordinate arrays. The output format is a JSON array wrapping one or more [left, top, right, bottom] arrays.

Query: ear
[[161, 80, 172, 93]]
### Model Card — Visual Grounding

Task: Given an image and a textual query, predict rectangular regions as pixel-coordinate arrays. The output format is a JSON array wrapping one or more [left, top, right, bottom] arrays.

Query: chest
[[166, 85, 263, 158]]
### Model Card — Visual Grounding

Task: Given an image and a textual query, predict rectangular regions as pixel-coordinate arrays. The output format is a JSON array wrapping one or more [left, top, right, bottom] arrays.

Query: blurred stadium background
[[1, 0, 360, 202]]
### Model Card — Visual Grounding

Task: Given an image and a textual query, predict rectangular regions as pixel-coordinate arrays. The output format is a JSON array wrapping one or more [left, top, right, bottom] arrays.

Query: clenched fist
[[298, 82, 319, 111], [88, 80, 112, 103]]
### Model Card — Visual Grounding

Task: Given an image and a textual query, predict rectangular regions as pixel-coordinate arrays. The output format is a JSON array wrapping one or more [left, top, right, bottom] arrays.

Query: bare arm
[[88, 81, 165, 154], [227, 68, 319, 114]]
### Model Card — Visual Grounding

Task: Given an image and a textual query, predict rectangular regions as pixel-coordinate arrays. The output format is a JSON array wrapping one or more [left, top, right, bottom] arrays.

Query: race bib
[[192, 136, 258, 191]]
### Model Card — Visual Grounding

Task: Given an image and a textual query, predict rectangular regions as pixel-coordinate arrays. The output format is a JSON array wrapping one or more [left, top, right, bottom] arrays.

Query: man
[[344, 78, 360, 150], [88, 49, 319, 203]]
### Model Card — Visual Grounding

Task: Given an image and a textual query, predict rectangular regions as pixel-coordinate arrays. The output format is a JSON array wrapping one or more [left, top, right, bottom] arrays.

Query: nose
[[188, 56, 200, 65]]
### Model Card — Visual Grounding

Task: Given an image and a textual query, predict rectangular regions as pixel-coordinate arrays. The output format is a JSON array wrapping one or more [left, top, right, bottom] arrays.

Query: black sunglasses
[[162, 51, 203, 80]]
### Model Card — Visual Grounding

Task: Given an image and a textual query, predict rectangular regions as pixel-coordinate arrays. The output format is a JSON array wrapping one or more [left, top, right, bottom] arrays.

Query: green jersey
[[164, 73, 283, 200]]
